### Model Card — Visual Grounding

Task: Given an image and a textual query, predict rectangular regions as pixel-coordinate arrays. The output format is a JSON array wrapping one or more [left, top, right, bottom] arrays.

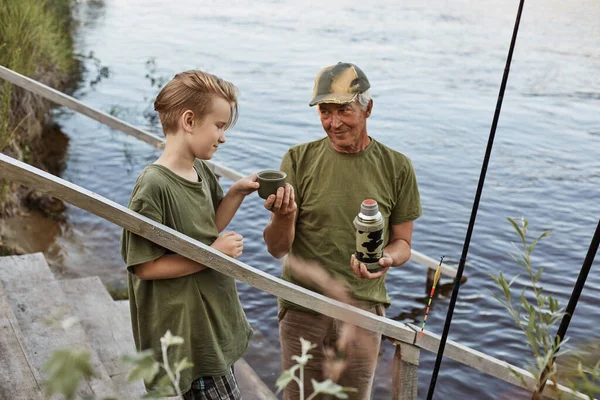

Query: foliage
[[557, 341, 600, 399], [105, 281, 129, 301], [276, 337, 356, 400], [490, 218, 600, 399], [43, 348, 96, 400], [43, 328, 192, 400], [0, 0, 78, 213], [0, 0, 77, 145], [490, 217, 565, 396]]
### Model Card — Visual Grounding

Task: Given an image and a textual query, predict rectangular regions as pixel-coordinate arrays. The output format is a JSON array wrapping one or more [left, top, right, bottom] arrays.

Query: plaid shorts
[[183, 368, 241, 400]]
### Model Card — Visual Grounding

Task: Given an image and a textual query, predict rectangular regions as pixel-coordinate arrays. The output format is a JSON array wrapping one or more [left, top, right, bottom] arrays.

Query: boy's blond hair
[[154, 70, 239, 134]]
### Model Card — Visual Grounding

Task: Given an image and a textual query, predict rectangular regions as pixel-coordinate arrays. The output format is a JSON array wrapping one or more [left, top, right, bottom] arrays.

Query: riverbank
[[0, 0, 80, 254]]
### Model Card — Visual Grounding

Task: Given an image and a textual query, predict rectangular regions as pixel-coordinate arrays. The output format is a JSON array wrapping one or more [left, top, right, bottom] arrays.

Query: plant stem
[[161, 344, 184, 399], [299, 364, 305, 400], [306, 391, 318, 400]]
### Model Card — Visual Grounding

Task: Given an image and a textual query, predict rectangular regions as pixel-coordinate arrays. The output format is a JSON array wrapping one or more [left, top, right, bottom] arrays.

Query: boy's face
[[186, 96, 232, 160]]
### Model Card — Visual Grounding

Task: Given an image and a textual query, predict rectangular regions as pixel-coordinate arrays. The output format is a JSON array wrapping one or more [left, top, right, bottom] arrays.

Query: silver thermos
[[353, 199, 385, 272]]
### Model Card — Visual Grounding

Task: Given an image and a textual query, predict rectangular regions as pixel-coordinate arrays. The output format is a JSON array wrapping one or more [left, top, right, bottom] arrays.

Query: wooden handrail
[[0, 153, 586, 399], [0, 153, 415, 344], [0, 64, 457, 278]]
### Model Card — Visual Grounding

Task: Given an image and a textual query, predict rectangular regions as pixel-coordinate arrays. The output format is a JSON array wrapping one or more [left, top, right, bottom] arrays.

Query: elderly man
[[263, 62, 422, 399]]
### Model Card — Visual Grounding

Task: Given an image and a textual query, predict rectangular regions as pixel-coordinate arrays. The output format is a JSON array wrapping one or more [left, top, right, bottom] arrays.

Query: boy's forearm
[[133, 254, 206, 280], [215, 192, 244, 232], [263, 212, 296, 259]]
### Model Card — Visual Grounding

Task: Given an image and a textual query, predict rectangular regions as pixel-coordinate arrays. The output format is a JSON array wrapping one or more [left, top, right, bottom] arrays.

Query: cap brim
[[309, 93, 357, 107]]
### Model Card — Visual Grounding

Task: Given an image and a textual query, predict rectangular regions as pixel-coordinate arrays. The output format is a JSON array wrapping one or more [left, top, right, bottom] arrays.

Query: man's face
[[318, 101, 370, 152]]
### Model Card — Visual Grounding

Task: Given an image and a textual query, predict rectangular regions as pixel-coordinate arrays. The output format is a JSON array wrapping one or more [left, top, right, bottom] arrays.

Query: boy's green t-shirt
[[120, 159, 252, 394], [279, 137, 422, 310]]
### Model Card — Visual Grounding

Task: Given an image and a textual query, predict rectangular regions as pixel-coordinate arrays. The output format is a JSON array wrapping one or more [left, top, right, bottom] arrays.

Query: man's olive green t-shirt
[[120, 160, 252, 394], [279, 137, 422, 310]]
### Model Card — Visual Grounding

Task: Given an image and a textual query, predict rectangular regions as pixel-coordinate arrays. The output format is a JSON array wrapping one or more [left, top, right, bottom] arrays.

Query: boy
[[121, 70, 258, 399]]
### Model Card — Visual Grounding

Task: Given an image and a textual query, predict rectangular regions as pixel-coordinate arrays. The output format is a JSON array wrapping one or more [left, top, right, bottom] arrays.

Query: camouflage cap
[[309, 62, 370, 107]]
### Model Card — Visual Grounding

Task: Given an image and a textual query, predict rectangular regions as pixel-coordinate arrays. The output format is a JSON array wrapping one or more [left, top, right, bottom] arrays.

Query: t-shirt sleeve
[[120, 192, 167, 273], [390, 157, 422, 225], [280, 149, 300, 208]]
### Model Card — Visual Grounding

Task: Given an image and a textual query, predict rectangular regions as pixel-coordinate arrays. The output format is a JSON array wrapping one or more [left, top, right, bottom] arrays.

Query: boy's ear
[[181, 110, 195, 133]]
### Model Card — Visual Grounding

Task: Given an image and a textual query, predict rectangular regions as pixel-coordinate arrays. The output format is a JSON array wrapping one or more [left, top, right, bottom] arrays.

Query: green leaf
[[507, 217, 526, 244], [154, 373, 173, 388], [533, 268, 544, 284], [123, 351, 159, 383], [509, 366, 528, 387], [292, 353, 314, 366], [311, 379, 357, 398], [174, 357, 194, 375], [160, 330, 184, 348], [121, 349, 155, 364], [42, 348, 95, 400], [528, 230, 551, 254], [490, 273, 501, 288], [275, 365, 299, 394], [300, 337, 317, 356], [509, 251, 529, 270]]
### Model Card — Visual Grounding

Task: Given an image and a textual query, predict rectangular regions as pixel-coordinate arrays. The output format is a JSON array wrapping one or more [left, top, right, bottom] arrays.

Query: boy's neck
[[154, 133, 197, 179]]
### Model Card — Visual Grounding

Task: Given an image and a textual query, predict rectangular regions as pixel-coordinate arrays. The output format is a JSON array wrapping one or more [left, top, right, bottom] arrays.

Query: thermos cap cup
[[360, 199, 379, 216], [357, 199, 382, 222]]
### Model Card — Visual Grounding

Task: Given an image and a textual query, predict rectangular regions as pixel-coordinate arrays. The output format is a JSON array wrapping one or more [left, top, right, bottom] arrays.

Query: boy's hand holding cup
[[230, 174, 260, 196]]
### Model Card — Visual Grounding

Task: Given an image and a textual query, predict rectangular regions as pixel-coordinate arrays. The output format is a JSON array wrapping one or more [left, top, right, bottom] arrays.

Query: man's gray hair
[[356, 89, 372, 111]]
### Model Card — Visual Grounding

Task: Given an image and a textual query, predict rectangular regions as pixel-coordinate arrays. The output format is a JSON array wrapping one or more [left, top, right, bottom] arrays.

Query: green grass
[[105, 281, 130, 301], [0, 0, 77, 147], [0, 0, 77, 214]]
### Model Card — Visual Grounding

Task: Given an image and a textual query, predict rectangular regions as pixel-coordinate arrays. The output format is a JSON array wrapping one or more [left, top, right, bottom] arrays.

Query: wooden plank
[[0, 281, 44, 400], [392, 342, 419, 400], [234, 359, 277, 400], [412, 325, 587, 400], [0, 65, 460, 272], [59, 277, 146, 398], [410, 250, 458, 279], [0, 151, 589, 400], [0, 254, 118, 399], [0, 154, 417, 345]]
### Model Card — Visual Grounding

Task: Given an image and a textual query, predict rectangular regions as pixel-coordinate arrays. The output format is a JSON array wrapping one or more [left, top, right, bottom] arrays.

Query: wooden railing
[[0, 65, 457, 279], [0, 66, 588, 399]]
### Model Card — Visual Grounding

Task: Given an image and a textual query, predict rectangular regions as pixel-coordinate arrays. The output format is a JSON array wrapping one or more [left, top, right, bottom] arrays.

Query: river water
[[45, 0, 600, 398]]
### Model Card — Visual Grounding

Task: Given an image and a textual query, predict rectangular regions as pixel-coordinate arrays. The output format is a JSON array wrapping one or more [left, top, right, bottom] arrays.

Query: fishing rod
[[534, 218, 600, 397], [426, 1, 526, 398]]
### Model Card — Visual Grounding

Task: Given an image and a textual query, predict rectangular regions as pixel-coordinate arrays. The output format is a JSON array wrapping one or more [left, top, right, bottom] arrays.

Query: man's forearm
[[133, 254, 207, 280], [215, 192, 244, 232], [263, 212, 296, 259], [384, 239, 412, 267]]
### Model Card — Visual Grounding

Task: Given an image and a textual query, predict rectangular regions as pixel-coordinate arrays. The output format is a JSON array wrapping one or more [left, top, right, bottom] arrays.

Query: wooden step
[[0, 253, 117, 399], [59, 277, 146, 399], [0, 280, 44, 400]]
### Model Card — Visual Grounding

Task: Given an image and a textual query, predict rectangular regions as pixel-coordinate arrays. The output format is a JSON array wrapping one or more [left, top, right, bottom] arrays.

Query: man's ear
[[181, 110, 195, 133], [365, 99, 373, 118]]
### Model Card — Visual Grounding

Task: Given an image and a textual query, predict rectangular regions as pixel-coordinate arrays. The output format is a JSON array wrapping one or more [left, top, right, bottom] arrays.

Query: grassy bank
[[0, 0, 78, 216]]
